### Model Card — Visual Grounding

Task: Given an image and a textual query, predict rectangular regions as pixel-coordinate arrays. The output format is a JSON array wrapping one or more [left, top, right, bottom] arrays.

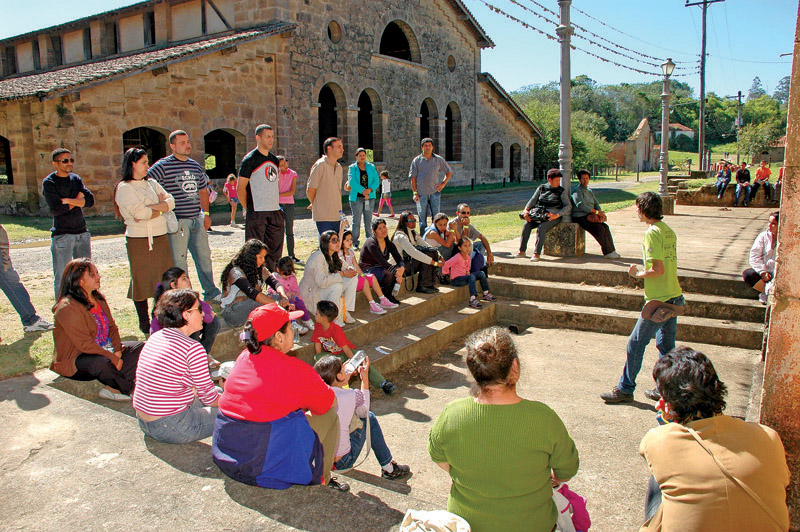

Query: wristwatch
[[204, 211, 210, 216]]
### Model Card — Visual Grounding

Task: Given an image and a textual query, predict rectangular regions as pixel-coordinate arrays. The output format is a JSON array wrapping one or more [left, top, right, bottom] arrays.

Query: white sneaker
[[230, 221, 236, 227], [207, 294, 222, 304], [759, 292, 768, 305], [292, 321, 309, 335], [530, 254, 541, 262], [604, 251, 621, 259], [24, 318, 54, 333], [344, 314, 357, 324], [98, 388, 131, 401]]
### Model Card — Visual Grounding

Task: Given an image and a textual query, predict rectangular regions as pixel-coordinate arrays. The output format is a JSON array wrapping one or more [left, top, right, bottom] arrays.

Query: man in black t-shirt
[[734, 161, 752, 207], [238, 124, 284, 270]]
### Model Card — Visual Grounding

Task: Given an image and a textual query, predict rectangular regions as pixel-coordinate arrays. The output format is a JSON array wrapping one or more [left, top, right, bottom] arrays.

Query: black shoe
[[431, 286, 440, 292], [644, 388, 661, 401], [381, 381, 398, 395], [743, 202, 748, 207], [600, 387, 633, 404], [381, 461, 411, 480], [328, 476, 350, 492], [416, 286, 436, 294], [387, 294, 401, 305]]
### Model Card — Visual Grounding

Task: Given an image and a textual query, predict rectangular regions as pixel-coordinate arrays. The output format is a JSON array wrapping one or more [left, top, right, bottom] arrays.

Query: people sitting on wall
[[639, 346, 790, 531], [133, 289, 220, 444], [750, 160, 775, 204], [392, 211, 443, 294], [734, 162, 751, 207], [51, 258, 143, 402], [516, 168, 571, 262], [715, 162, 732, 200], [212, 304, 347, 491], [571, 169, 620, 259], [742, 211, 779, 305]]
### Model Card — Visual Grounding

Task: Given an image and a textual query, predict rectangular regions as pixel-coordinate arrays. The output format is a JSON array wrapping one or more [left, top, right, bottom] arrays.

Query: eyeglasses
[[329, 237, 340, 243], [186, 306, 202, 314], [58, 158, 75, 164]]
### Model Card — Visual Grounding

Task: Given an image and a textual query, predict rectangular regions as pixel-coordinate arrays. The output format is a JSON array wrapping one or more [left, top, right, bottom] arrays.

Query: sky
[[0, 0, 796, 99]]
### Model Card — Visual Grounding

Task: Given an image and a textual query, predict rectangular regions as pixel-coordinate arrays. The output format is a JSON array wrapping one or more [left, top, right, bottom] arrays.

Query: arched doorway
[[358, 89, 384, 161], [420, 98, 438, 147], [122, 127, 167, 164], [318, 83, 346, 156], [204, 129, 243, 181], [510, 144, 522, 181], [490, 142, 503, 169], [445, 102, 462, 161], [0, 135, 12, 185]]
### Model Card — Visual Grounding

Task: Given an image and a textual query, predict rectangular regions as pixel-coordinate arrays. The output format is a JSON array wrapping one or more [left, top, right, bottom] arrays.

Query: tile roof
[[478, 72, 541, 137], [668, 122, 694, 132], [0, 22, 295, 102]]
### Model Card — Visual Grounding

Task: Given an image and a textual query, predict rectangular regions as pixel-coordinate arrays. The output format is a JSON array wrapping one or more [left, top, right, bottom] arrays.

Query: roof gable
[[478, 72, 541, 137]]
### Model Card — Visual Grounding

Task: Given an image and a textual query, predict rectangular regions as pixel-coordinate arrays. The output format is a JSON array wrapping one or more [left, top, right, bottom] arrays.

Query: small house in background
[[653, 122, 696, 141], [609, 118, 657, 172], [762, 135, 786, 163]]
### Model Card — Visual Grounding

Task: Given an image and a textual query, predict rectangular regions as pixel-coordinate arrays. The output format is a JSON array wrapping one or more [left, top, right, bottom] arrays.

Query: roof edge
[[448, 0, 495, 48], [478, 72, 542, 138]]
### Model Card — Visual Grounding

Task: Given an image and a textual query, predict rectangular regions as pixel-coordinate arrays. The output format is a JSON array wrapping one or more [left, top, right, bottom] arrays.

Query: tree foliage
[[773, 76, 790, 105], [747, 77, 767, 101], [738, 120, 783, 160]]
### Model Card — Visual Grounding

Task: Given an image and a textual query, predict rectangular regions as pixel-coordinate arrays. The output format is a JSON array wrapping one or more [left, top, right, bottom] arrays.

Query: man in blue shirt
[[409, 138, 452, 233]]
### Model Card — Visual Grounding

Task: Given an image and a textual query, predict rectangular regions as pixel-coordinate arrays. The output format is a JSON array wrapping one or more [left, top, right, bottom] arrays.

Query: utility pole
[[557, 0, 573, 212], [685, 0, 724, 171], [724, 90, 743, 164]]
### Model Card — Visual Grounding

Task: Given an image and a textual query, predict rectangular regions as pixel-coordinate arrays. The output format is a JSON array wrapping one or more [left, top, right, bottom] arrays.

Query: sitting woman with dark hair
[[219, 239, 291, 328], [640, 346, 790, 531], [299, 229, 356, 326], [51, 258, 143, 402], [358, 218, 405, 304], [742, 211, 779, 305], [133, 289, 220, 444], [212, 304, 346, 491], [517, 168, 572, 262], [428, 326, 579, 532], [392, 210, 443, 294]]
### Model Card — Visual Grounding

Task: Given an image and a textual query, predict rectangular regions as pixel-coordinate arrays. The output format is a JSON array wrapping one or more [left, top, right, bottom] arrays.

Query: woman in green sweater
[[428, 327, 580, 532]]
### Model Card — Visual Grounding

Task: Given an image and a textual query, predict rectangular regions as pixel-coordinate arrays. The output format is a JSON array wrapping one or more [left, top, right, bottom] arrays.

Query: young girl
[[223, 173, 238, 227], [272, 256, 315, 334], [373, 171, 395, 218], [338, 229, 398, 314], [152, 267, 221, 366], [442, 237, 496, 309]]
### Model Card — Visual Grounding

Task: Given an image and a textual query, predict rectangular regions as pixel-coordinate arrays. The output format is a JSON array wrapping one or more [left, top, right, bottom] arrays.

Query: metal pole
[[659, 70, 671, 196], [557, 0, 573, 198], [698, 1, 707, 170], [736, 90, 742, 165]]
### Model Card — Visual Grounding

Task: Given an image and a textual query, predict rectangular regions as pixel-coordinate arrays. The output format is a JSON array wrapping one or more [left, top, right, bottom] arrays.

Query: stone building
[[0, 0, 540, 215]]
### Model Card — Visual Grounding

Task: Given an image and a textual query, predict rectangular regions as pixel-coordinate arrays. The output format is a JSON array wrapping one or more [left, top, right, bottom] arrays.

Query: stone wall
[[0, 36, 288, 215]]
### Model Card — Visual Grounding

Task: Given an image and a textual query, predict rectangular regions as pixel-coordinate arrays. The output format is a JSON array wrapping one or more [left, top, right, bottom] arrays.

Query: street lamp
[[659, 58, 676, 196]]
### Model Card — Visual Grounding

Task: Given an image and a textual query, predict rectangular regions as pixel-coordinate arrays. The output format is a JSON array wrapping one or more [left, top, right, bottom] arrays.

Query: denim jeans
[[334, 411, 393, 470], [51, 231, 91, 298], [450, 271, 489, 298], [0, 261, 39, 326], [349, 197, 374, 248], [618, 295, 685, 394], [316, 221, 340, 235], [416, 192, 441, 233], [644, 475, 662, 522], [715, 179, 730, 198], [138, 400, 218, 444], [734, 184, 751, 205], [168, 216, 220, 300]]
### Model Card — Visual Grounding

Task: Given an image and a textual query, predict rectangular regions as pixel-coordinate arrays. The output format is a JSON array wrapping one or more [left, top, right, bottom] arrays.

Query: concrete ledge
[[677, 184, 782, 207], [543, 222, 585, 257]]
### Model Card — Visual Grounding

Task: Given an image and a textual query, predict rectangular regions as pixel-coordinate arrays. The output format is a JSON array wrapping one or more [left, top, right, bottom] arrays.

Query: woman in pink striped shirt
[[133, 289, 220, 443]]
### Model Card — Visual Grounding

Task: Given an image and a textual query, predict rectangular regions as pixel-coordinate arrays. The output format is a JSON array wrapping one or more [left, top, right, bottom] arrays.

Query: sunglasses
[[58, 158, 75, 164], [330, 237, 340, 242], [407, 218, 416, 223], [460, 211, 470, 215]]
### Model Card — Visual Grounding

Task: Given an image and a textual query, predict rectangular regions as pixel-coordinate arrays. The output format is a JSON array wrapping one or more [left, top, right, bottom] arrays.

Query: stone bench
[[677, 183, 781, 207], [543, 222, 585, 257]]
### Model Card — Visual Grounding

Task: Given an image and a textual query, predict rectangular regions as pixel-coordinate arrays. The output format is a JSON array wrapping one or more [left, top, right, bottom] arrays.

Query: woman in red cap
[[212, 303, 348, 491]]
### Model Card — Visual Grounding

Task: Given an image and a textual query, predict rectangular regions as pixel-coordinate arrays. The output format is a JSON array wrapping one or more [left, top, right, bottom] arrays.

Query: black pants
[[71, 341, 143, 395], [749, 182, 772, 201], [412, 248, 439, 289], [281, 203, 296, 257], [574, 216, 616, 256], [245, 210, 285, 271]]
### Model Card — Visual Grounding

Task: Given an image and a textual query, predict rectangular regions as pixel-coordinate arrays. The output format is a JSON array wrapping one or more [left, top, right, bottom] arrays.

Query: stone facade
[[0, 0, 539, 215]]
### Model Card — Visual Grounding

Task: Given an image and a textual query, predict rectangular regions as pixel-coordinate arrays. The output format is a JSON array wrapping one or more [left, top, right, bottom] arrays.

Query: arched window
[[204, 129, 245, 181], [510, 144, 522, 181], [123, 127, 167, 164], [420, 98, 438, 147], [0, 135, 12, 185], [358, 89, 384, 162], [379, 21, 420, 63], [445, 102, 461, 161], [318, 83, 346, 156], [490, 142, 503, 169]]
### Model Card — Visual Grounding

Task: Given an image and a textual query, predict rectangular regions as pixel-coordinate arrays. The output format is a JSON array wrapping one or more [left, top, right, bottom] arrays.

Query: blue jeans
[[334, 411, 393, 470], [51, 231, 91, 298], [715, 179, 730, 197], [734, 184, 751, 205], [0, 261, 39, 327], [168, 216, 220, 300], [450, 271, 489, 298], [618, 295, 685, 394], [416, 192, 441, 233], [138, 400, 218, 444], [316, 221, 340, 235], [349, 197, 374, 248]]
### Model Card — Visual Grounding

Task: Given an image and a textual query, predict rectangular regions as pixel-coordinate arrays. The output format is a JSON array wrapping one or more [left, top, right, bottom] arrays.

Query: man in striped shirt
[[148, 130, 221, 302]]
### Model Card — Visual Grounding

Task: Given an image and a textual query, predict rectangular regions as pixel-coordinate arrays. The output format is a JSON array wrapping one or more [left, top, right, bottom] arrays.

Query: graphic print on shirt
[[318, 335, 340, 354], [179, 170, 200, 197], [249, 160, 280, 211]]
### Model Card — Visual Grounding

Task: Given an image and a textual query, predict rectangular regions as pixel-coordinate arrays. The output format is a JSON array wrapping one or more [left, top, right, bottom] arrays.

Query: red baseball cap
[[249, 303, 305, 342]]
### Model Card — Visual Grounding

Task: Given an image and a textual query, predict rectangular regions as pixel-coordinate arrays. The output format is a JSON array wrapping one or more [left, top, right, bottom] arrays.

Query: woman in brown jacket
[[51, 258, 143, 401]]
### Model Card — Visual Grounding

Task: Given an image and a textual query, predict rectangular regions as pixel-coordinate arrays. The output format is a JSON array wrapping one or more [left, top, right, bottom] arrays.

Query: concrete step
[[490, 276, 767, 323], [491, 260, 756, 299], [495, 300, 764, 350]]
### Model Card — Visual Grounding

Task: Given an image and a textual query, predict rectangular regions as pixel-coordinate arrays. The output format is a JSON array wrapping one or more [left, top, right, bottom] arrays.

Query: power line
[[707, 53, 791, 64]]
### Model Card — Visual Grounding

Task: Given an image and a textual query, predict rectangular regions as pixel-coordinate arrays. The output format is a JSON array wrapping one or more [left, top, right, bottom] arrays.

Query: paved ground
[[0, 188, 773, 532]]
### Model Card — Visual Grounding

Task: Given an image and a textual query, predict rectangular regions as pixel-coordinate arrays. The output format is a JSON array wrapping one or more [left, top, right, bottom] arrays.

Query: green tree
[[773, 75, 790, 105], [738, 120, 783, 160], [747, 77, 767, 101], [743, 95, 782, 127]]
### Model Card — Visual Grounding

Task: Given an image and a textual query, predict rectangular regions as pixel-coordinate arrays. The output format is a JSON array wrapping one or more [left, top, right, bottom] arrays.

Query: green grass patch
[[1, 214, 125, 245]]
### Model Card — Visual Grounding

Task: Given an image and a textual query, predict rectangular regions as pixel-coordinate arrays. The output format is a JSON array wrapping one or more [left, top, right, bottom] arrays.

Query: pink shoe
[[389, 214, 396, 218], [369, 301, 387, 314], [379, 296, 399, 309]]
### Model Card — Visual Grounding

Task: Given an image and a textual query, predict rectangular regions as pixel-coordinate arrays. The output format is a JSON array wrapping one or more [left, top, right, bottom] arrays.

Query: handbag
[[147, 180, 179, 233], [587, 212, 607, 224]]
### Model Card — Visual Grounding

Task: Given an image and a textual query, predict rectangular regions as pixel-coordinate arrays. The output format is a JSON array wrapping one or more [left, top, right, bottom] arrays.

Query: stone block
[[543, 222, 585, 257], [661, 194, 675, 215]]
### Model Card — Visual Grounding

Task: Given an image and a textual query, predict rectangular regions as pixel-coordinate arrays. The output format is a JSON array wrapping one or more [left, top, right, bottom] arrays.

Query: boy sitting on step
[[312, 300, 398, 395], [314, 355, 411, 479]]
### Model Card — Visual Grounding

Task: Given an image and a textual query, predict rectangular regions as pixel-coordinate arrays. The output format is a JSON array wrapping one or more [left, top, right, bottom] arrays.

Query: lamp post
[[557, 0, 573, 199], [659, 58, 676, 197]]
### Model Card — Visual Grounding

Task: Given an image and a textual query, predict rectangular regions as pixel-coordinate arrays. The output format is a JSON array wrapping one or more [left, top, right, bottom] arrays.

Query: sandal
[[328, 476, 350, 492]]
